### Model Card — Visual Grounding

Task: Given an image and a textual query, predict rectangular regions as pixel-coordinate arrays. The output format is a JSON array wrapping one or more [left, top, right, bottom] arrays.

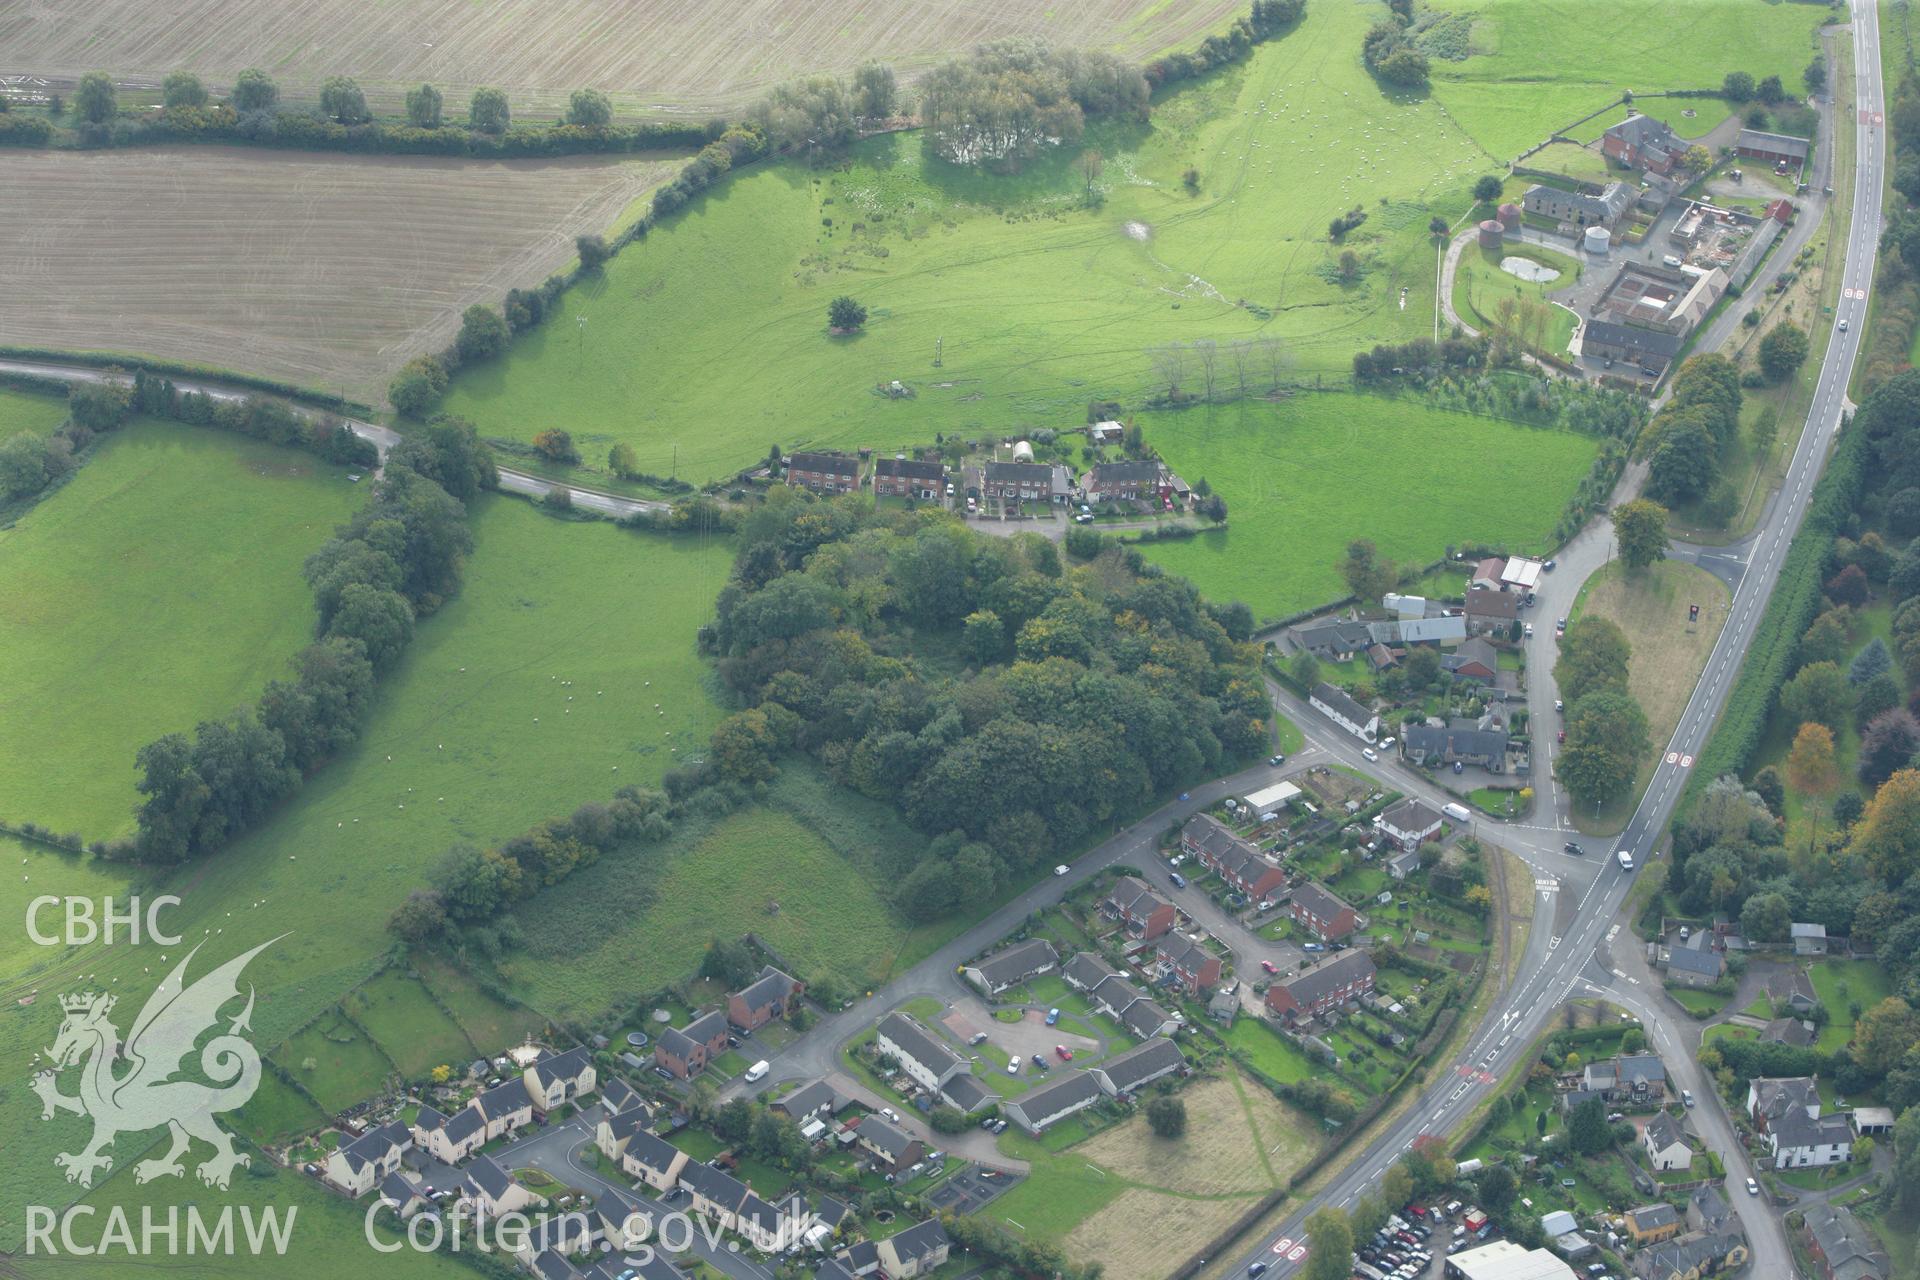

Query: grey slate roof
[[340, 1120, 409, 1172], [679, 1159, 749, 1211], [1644, 1110, 1687, 1154], [1737, 128, 1811, 160], [1772, 1106, 1852, 1153], [1277, 951, 1376, 1007], [531, 1249, 578, 1280], [1118, 996, 1175, 1039], [1805, 1203, 1889, 1280], [1379, 798, 1443, 836], [1751, 1076, 1819, 1121], [854, 1114, 918, 1161], [660, 1009, 729, 1059], [734, 964, 801, 1011], [789, 451, 859, 477], [530, 1045, 594, 1090], [1095, 1037, 1185, 1094], [1689, 1185, 1731, 1231], [1290, 881, 1355, 923], [1105, 875, 1170, 920], [1087, 460, 1163, 486], [1583, 319, 1686, 361], [886, 1218, 951, 1262], [772, 1079, 848, 1119], [873, 455, 945, 482], [1665, 944, 1723, 977], [1638, 1232, 1743, 1280], [876, 1012, 964, 1079], [1627, 1203, 1679, 1233], [942, 1072, 996, 1113], [1403, 722, 1509, 764], [1007, 1070, 1105, 1128], [601, 1077, 644, 1115], [1064, 951, 1119, 990], [463, 1154, 514, 1202], [1762, 1017, 1817, 1046], [1311, 682, 1372, 727], [623, 1126, 686, 1179], [968, 938, 1058, 989]]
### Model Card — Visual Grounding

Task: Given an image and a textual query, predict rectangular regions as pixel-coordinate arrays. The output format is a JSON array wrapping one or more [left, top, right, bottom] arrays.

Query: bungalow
[[1180, 814, 1287, 901], [524, 1045, 598, 1117], [1375, 799, 1443, 854], [1083, 968, 1178, 1037], [1115, 993, 1180, 1040], [1663, 939, 1725, 987], [1442, 637, 1500, 683], [770, 1079, 851, 1123], [1289, 881, 1359, 942], [1155, 933, 1224, 995], [1633, 1232, 1750, 1280], [1310, 682, 1378, 739], [961, 938, 1059, 996], [1464, 587, 1518, 636], [471, 1077, 536, 1141], [941, 1073, 997, 1114], [1768, 968, 1819, 1014], [1603, 114, 1683, 174], [982, 460, 1072, 506], [412, 1102, 487, 1165], [853, 1114, 924, 1174], [1092, 1037, 1185, 1096], [1082, 459, 1167, 503], [1103, 875, 1177, 941], [1264, 951, 1376, 1023], [681, 1160, 751, 1231], [377, 1172, 428, 1220], [878, 1219, 952, 1280], [1586, 1053, 1668, 1104], [729, 965, 805, 1032], [325, 1121, 411, 1197], [1792, 922, 1829, 956], [1625, 1203, 1683, 1245], [786, 451, 860, 494], [1002, 1070, 1105, 1135], [1063, 950, 1121, 993], [874, 1012, 969, 1098], [604, 1115, 690, 1192], [1735, 129, 1811, 171], [1762, 1017, 1818, 1048], [872, 455, 945, 500], [459, 1154, 539, 1219], [1804, 1203, 1890, 1280], [1642, 1110, 1692, 1171], [1770, 1106, 1853, 1169], [1289, 616, 1377, 662], [655, 1009, 731, 1079], [1402, 721, 1509, 774]]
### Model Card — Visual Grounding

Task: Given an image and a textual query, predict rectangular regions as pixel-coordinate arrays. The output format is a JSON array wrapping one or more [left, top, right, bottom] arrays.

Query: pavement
[[1230, 4, 1885, 1274]]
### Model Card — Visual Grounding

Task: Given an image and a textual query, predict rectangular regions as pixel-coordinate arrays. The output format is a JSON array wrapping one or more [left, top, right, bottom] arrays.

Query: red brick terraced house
[[1288, 881, 1358, 943], [1102, 876, 1177, 941], [1264, 951, 1376, 1023], [1156, 933, 1223, 995], [1180, 814, 1287, 902], [873, 455, 945, 499], [785, 451, 860, 494]]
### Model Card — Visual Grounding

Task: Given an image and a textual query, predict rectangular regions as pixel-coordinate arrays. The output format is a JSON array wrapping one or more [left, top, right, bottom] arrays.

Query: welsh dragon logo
[[32, 937, 278, 1191]]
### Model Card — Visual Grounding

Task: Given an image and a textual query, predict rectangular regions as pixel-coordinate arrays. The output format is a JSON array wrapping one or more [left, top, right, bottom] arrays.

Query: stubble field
[[0, 0, 1244, 119], [0, 147, 673, 403]]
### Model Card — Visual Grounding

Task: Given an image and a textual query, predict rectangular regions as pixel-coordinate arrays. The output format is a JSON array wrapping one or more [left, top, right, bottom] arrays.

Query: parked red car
[[1261, 959, 1278, 974], [1056, 1045, 1073, 1061]]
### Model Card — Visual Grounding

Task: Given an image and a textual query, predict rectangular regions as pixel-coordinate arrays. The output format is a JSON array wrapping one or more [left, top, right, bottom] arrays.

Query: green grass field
[[278, 1010, 396, 1114], [342, 968, 479, 1079], [1224, 1014, 1318, 1083], [0, 386, 70, 438], [0, 419, 360, 835], [441, 0, 1504, 480], [1430, 0, 1824, 160], [1452, 242, 1582, 355], [0, 499, 730, 1236], [1131, 395, 1598, 619], [1809, 959, 1894, 1053], [509, 803, 947, 1017]]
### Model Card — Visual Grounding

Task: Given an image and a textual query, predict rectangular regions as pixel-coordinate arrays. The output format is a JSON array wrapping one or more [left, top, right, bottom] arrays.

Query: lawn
[[1569, 560, 1730, 835], [1223, 1014, 1320, 1084], [1452, 242, 1583, 356], [342, 968, 480, 1080], [1809, 960, 1894, 1053], [508, 804, 940, 1017], [414, 953, 547, 1052], [440, 0, 1500, 481], [0, 385, 70, 438], [1521, 141, 1618, 186], [0, 418, 360, 835], [0, 500, 731, 1237], [1133, 395, 1598, 619], [1667, 985, 1728, 1018]]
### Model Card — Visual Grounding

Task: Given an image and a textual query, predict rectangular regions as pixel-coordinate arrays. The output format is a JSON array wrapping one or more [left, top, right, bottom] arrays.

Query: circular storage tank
[[1011, 440, 1035, 463], [1497, 202, 1522, 230], [1584, 225, 1612, 255], [1476, 219, 1504, 250]]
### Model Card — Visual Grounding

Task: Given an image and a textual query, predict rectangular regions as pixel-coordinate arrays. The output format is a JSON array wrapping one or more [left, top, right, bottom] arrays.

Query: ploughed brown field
[[0, 147, 672, 401], [0, 0, 1243, 118]]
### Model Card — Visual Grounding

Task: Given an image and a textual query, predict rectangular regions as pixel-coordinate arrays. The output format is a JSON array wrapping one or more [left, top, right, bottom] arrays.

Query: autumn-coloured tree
[[1786, 721, 1840, 852], [1855, 769, 1920, 888]]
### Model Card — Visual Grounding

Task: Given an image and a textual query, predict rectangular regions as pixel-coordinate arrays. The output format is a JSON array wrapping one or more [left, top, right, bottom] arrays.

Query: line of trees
[[1552, 615, 1651, 808], [1639, 353, 1742, 520], [1361, 15, 1430, 91], [5, 68, 714, 157], [1144, 0, 1306, 92], [121, 418, 494, 863]]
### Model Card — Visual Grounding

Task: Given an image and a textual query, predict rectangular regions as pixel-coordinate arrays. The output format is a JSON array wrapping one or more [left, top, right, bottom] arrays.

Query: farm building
[[1791, 922, 1828, 955], [1735, 129, 1811, 170], [1593, 261, 1727, 335], [1089, 421, 1125, 445], [1477, 219, 1504, 249], [1580, 319, 1684, 374], [1522, 180, 1635, 229]]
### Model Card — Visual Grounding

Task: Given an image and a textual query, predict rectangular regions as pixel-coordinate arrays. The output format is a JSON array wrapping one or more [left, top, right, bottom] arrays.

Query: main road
[[1234, 2, 1885, 1275]]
